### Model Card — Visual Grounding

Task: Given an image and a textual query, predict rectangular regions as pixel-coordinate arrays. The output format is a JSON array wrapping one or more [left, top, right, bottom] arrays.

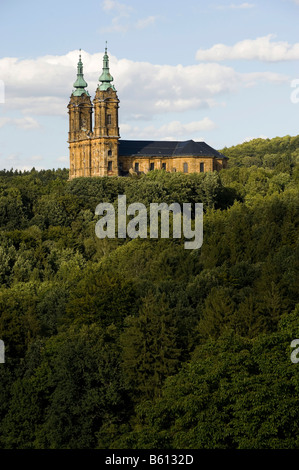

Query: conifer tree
[[120, 292, 181, 399]]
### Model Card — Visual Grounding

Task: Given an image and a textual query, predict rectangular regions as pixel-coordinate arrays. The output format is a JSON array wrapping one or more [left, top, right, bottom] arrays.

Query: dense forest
[[0, 134, 298, 449]]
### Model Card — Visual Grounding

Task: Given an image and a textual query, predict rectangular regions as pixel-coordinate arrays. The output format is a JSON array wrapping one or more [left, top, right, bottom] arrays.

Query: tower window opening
[[183, 162, 188, 173], [200, 162, 204, 173], [108, 161, 113, 171], [150, 162, 154, 171], [107, 114, 112, 125], [108, 149, 112, 156]]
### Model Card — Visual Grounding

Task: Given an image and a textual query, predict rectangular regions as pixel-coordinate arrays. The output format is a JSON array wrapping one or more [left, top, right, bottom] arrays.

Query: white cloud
[[0, 152, 45, 171], [100, 0, 157, 33], [30, 155, 43, 161], [102, 0, 132, 15], [242, 71, 287, 88], [2, 153, 21, 167], [115, 61, 241, 117], [196, 34, 299, 62], [6, 154, 19, 162], [242, 134, 268, 142], [7, 97, 68, 116], [214, 3, 254, 10], [100, 16, 130, 33], [136, 16, 157, 29], [14, 117, 40, 129], [121, 118, 216, 140], [0, 50, 288, 123], [0, 116, 40, 129], [56, 156, 68, 163], [0, 117, 11, 128]]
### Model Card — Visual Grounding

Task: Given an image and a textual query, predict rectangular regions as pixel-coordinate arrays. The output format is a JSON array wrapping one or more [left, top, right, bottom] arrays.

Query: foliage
[[0, 133, 298, 448]]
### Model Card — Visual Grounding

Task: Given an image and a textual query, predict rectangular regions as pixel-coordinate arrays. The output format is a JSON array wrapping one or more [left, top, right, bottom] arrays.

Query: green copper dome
[[72, 50, 89, 97], [98, 44, 116, 91]]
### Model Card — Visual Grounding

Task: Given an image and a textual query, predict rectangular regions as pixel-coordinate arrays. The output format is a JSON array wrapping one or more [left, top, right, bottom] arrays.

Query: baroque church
[[68, 47, 228, 179]]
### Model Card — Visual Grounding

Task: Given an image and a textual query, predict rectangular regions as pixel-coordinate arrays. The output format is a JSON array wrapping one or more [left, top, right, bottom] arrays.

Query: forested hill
[[220, 133, 299, 169], [0, 134, 298, 449]]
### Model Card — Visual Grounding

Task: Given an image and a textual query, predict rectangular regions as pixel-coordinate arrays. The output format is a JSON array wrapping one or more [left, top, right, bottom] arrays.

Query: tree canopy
[[0, 134, 298, 448]]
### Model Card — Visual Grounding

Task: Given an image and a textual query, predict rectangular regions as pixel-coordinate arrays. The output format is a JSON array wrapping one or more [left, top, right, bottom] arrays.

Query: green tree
[[197, 287, 236, 341], [0, 325, 130, 449], [120, 292, 181, 399]]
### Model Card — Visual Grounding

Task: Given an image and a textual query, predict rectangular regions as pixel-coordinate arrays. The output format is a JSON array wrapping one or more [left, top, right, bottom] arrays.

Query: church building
[[68, 48, 228, 179]]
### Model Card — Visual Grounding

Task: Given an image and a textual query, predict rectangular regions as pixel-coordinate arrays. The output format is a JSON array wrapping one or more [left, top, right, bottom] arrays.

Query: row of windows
[[133, 162, 205, 173], [135, 162, 166, 171], [86, 161, 206, 173]]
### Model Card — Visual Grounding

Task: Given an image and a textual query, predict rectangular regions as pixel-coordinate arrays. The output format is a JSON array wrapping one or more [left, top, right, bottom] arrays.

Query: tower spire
[[98, 42, 116, 91], [72, 49, 89, 96]]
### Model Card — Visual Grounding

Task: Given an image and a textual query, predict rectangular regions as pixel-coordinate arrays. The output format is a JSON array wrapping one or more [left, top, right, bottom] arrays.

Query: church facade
[[68, 48, 228, 179]]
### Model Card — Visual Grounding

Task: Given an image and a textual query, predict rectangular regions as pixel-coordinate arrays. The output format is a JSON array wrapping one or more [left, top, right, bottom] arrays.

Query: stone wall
[[119, 155, 216, 174]]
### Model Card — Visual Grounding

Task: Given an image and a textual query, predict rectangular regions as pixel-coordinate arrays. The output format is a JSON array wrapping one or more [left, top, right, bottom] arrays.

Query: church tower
[[92, 45, 120, 176], [68, 51, 93, 179], [68, 48, 228, 179]]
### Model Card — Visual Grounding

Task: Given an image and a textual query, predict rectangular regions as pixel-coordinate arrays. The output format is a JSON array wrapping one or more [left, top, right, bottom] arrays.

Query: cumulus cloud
[[0, 116, 40, 130], [100, 0, 157, 33], [242, 71, 287, 87], [196, 34, 299, 62], [7, 96, 68, 116], [0, 152, 45, 171], [214, 3, 254, 10], [0, 117, 11, 128], [0, 49, 288, 122], [30, 155, 43, 161], [14, 117, 41, 129], [56, 156, 69, 163], [242, 135, 268, 143], [121, 118, 216, 140], [115, 61, 242, 116], [100, 16, 131, 33], [101, 15, 157, 33], [0, 79, 4, 103], [136, 16, 157, 29], [102, 0, 132, 15]]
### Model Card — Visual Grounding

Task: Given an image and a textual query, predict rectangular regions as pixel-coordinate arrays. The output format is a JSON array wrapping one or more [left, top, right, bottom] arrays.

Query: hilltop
[[0, 134, 298, 449]]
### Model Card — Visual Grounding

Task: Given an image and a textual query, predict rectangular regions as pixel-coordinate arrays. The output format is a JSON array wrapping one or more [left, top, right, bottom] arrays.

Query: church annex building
[[68, 48, 228, 179]]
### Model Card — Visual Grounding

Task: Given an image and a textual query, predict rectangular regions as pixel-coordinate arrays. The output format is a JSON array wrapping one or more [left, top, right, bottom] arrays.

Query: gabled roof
[[118, 139, 227, 159]]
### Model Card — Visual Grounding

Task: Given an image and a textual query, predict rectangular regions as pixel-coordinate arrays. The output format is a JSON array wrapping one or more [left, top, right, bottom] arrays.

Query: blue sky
[[1, 0, 299, 170]]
